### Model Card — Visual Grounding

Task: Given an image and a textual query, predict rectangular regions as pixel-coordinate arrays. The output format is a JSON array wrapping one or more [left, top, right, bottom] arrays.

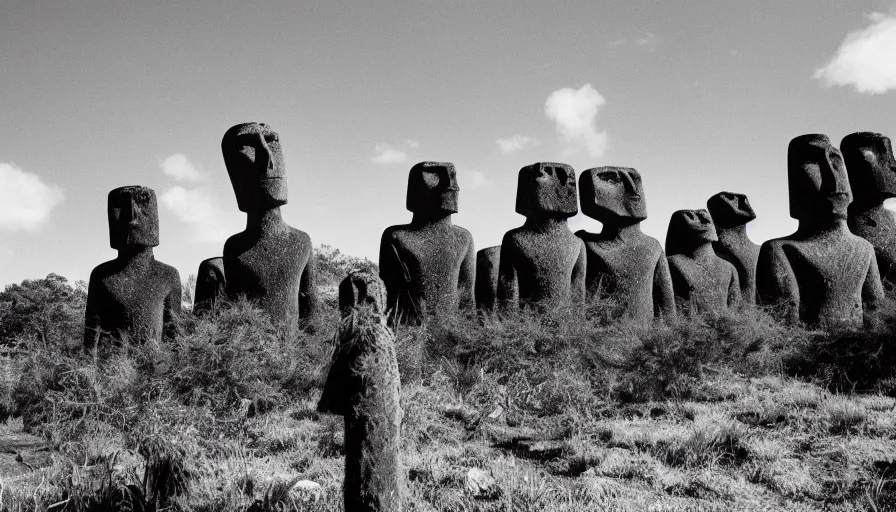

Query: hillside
[[1, 264, 895, 511]]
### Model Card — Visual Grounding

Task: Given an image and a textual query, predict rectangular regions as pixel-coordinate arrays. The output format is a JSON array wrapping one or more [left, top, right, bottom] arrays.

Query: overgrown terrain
[[1, 254, 896, 511]]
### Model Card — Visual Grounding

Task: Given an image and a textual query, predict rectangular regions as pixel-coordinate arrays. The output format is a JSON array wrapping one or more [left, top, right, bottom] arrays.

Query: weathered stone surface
[[758, 134, 884, 327], [576, 167, 675, 320], [380, 162, 475, 325], [475, 246, 500, 311], [843, 132, 896, 291], [498, 162, 586, 311], [193, 257, 225, 314], [318, 271, 403, 512], [465, 468, 501, 500], [221, 122, 317, 334], [707, 192, 760, 305], [665, 209, 740, 314], [84, 186, 181, 346]]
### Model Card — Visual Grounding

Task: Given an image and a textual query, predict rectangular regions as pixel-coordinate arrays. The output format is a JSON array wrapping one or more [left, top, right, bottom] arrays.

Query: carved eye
[[241, 146, 256, 160], [601, 174, 620, 184]]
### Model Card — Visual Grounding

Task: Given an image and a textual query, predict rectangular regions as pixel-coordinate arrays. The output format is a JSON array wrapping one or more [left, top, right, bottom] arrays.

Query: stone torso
[[713, 232, 760, 305], [223, 225, 312, 329], [499, 226, 586, 308], [85, 256, 180, 345], [758, 230, 877, 327], [380, 223, 474, 323], [667, 251, 739, 314], [576, 230, 670, 320], [475, 246, 501, 311], [849, 206, 896, 289]]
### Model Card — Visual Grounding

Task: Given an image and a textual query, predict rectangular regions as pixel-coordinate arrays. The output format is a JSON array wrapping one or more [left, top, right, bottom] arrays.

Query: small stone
[[289, 479, 322, 502], [465, 467, 502, 500]]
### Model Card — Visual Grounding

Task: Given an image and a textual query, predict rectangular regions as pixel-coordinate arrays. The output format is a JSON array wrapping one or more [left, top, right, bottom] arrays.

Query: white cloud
[[814, 11, 896, 94], [496, 135, 538, 154], [161, 153, 206, 182], [371, 141, 419, 164], [637, 33, 657, 47], [0, 163, 65, 231], [544, 84, 609, 158], [160, 187, 230, 242], [458, 168, 490, 191]]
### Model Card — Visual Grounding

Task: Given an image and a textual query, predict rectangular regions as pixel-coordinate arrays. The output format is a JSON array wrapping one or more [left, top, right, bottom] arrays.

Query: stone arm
[[666, 257, 687, 307], [83, 271, 102, 348], [299, 249, 318, 330], [496, 237, 519, 313], [862, 253, 885, 328], [726, 266, 742, 308], [570, 240, 587, 305], [163, 274, 182, 341], [458, 236, 476, 311], [379, 231, 408, 321], [652, 252, 676, 318], [756, 242, 799, 322]]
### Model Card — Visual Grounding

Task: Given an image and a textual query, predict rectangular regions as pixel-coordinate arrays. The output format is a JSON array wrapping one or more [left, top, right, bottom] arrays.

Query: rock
[[289, 479, 322, 502], [475, 246, 501, 312], [221, 122, 317, 335], [380, 162, 476, 325], [84, 186, 181, 347], [666, 209, 740, 314], [577, 166, 676, 321], [193, 257, 225, 314], [757, 134, 884, 328], [465, 467, 501, 500], [707, 191, 760, 305], [498, 162, 586, 312]]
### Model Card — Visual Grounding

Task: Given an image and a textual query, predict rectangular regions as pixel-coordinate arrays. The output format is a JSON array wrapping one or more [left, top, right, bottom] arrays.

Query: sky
[[2, 0, 896, 288]]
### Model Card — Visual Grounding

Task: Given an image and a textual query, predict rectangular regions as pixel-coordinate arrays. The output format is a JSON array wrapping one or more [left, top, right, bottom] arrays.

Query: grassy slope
[[1, 295, 896, 511]]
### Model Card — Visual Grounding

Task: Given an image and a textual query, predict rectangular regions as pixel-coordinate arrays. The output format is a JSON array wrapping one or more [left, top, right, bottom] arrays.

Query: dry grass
[[1, 293, 895, 511]]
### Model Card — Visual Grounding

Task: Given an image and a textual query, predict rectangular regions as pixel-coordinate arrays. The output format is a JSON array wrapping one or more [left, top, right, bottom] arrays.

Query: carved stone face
[[108, 186, 159, 249], [788, 134, 852, 221], [579, 166, 647, 223], [665, 209, 717, 255], [515, 162, 578, 218], [406, 161, 459, 214], [222, 122, 287, 213], [706, 191, 756, 229], [841, 132, 896, 204]]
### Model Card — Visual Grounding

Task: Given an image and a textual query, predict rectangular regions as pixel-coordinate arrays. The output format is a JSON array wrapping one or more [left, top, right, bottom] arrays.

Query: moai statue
[[575, 167, 675, 321], [318, 271, 403, 512], [192, 257, 225, 314], [497, 162, 586, 311], [84, 186, 181, 346], [379, 162, 475, 325], [665, 209, 740, 314], [221, 122, 317, 334], [475, 246, 501, 311], [842, 132, 896, 291], [707, 192, 760, 305], [757, 134, 884, 328]]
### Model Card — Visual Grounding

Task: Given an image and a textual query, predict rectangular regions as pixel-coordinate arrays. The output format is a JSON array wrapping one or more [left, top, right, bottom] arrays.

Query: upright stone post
[[318, 271, 403, 512]]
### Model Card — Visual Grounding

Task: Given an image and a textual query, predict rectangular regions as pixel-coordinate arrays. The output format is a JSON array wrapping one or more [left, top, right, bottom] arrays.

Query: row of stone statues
[[82, 123, 896, 345]]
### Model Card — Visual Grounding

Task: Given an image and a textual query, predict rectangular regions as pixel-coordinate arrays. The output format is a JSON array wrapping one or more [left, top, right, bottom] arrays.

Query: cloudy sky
[[2, 1, 896, 287]]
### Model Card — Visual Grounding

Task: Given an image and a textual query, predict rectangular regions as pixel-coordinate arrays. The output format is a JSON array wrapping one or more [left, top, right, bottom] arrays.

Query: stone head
[[665, 209, 717, 256], [579, 166, 647, 223], [788, 134, 852, 221], [108, 186, 159, 249], [222, 122, 287, 213], [339, 271, 388, 318], [406, 161, 459, 215], [515, 162, 578, 219], [840, 132, 896, 205], [706, 191, 756, 229]]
